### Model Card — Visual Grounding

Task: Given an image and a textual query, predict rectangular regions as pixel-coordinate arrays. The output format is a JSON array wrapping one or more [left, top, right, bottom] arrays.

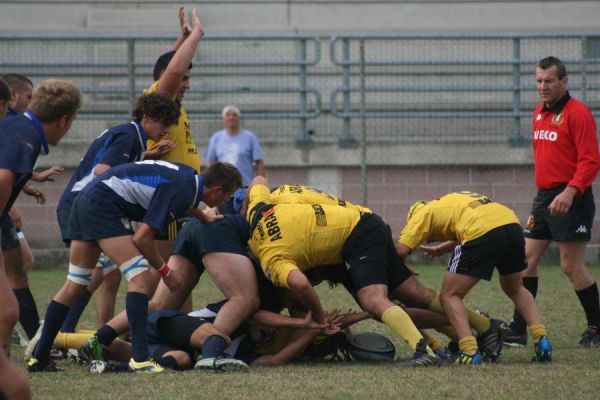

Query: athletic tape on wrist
[[16, 231, 25, 240], [119, 255, 150, 281], [67, 263, 93, 286]]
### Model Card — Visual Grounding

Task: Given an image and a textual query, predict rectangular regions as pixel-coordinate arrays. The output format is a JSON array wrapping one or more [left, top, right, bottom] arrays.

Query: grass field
[[12, 264, 600, 399]]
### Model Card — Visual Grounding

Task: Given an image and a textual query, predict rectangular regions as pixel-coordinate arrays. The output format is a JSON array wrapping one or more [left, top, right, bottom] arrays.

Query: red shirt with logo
[[532, 92, 600, 193]]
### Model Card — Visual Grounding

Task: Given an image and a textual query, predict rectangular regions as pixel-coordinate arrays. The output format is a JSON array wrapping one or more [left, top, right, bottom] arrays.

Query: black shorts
[[524, 185, 595, 242], [171, 215, 250, 275], [156, 217, 190, 241], [156, 313, 207, 351], [342, 213, 412, 292], [0, 217, 19, 252], [447, 223, 526, 281]]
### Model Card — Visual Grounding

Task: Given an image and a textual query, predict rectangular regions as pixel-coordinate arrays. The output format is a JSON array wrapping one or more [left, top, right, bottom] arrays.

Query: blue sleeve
[[205, 134, 218, 163], [251, 133, 263, 161], [142, 181, 194, 231], [97, 132, 142, 166]]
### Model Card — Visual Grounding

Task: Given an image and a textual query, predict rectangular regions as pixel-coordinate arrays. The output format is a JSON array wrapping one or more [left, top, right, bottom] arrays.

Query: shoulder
[[566, 97, 594, 116]]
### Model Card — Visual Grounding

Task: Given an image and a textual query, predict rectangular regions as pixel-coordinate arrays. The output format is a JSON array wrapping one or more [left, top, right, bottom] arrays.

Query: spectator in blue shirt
[[205, 105, 265, 186]]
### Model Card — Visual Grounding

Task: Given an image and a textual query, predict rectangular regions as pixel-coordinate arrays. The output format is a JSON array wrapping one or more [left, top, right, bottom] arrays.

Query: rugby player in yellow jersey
[[246, 177, 441, 366], [397, 191, 552, 364], [269, 183, 506, 357]]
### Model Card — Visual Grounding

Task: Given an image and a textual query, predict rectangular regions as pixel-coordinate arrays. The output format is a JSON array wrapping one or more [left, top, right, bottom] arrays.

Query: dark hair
[[131, 92, 180, 126], [537, 56, 567, 79], [0, 78, 10, 102], [201, 162, 242, 194], [153, 51, 193, 81], [1, 73, 33, 92]]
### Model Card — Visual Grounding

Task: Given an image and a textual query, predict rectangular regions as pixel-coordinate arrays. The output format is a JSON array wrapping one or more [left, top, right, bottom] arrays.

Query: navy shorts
[[0, 217, 19, 252], [342, 213, 413, 292], [57, 207, 72, 246], [68, 193, 134, 241], [448, 223, 526, 281], [171, 215, 250, 274], [524, 185, 595, 242]]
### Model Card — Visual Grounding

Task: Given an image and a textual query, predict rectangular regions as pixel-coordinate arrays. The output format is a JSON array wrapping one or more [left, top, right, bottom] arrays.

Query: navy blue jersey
[[81, 160, 203, 232], [0, 112, 48, 220], [57, 121, 147, 216], [6, 108, 18, 116]]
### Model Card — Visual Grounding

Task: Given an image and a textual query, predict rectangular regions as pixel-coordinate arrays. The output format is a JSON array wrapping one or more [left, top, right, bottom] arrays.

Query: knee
[[559, 260, 580, 278], [103, 269, 122, 290]]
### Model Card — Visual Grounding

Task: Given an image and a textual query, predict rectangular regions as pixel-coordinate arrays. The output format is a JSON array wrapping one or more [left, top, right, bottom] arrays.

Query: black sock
[[126, 292, 149, 362], [60, 289, 92, 333], [511, 276, 538, 332], [33, 300, 69, 364], [155, 355, 178, 370], [96, 325, 119, 348], [13, 287, 40, 340], [575, 282, 600, 330], [201, 335, 228, 359]]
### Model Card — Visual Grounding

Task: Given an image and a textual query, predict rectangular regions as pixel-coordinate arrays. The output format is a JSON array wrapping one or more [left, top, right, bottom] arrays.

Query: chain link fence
[[2, 33, 599, 258]]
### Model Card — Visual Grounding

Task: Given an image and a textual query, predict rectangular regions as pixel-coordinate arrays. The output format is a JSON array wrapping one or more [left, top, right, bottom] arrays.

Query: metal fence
[[3, 33, 600, 253]]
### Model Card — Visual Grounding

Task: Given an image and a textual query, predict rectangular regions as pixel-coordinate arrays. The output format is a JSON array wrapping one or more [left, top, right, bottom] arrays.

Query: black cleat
[[477, 318, 505, 361], [27, 358, 60, 373], [577, 327, 600, 349], [503, 322, 527, 347], [399, 339, 442, 367]]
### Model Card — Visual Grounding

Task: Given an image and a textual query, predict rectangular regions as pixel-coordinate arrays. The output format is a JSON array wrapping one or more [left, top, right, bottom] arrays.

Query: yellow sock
[[458, 336, 479, 356], [528, 323, 547, 342], [424, 333, 445, 351], [54, 332, 93, 350], [436, 325, 460, 342], [428, 291, 491, 334], [382, 306, 434, 355]]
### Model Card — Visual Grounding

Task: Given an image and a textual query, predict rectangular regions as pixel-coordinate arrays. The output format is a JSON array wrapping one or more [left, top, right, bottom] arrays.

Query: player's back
[[271, 184, 371, 213]]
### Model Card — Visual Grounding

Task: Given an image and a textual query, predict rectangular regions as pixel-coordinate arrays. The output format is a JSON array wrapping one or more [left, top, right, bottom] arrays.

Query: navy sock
[[575, 282, 600, 329], [512, 276, 538, 332], [155, 355, 178, 370], [60, 289, 92, 333], [201, 335, 228, 359], [126, 292, 149, 362], [96, 325, 119, 348], [33, 300, 69, 363], [13, 287, 40, 340]]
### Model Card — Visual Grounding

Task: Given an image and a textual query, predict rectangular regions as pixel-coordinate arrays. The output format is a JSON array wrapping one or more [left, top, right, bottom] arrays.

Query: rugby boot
[[454, 351, 484, 365], [80, 335, 104, 362], [533, 336, 552, 363], [503, 322, 527, 347], [577, 327, 600, 348], [399, 339, 442, 367], [27, 358, 60, 373], [477, 318, 505, 361], [128, 358, 164, 373]]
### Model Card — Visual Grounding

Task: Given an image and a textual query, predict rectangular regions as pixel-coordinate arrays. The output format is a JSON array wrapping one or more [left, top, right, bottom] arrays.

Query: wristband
[[158, 263, 171, 277]]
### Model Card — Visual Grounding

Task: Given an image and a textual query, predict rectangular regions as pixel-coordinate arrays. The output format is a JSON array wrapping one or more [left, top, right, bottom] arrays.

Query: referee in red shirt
[[504, 57, 600, 348]]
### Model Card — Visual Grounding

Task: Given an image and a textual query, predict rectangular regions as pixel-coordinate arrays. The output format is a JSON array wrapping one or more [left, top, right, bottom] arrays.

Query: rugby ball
[[345, 332, 396, 361]]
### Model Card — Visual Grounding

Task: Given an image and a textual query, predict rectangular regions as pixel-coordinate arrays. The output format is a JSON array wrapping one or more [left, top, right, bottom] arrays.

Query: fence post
[[127, 39, 136, 110], [581, 36, 588, 103], [359, 39, 368, 206], [509, 37, 524, 147], [295, 38, 313, 149], [340, 37, 358, 148]]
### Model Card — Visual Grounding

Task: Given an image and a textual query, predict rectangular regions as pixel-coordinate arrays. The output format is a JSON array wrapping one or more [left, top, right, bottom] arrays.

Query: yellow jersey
[[247, 184, 361, 288], [144, 81, 201, 172], [399, 191, 520, 250], [271, 184, 372, 213]]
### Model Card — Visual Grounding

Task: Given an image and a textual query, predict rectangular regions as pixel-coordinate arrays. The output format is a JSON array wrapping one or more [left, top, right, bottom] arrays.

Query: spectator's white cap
[[222, 104, 241, 118]]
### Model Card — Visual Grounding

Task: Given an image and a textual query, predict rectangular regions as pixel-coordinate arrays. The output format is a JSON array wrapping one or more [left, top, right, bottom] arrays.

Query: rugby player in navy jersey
[[49, 92, 180, 336], [0, 79, 81, 398], [28, 160, 241, 373]]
